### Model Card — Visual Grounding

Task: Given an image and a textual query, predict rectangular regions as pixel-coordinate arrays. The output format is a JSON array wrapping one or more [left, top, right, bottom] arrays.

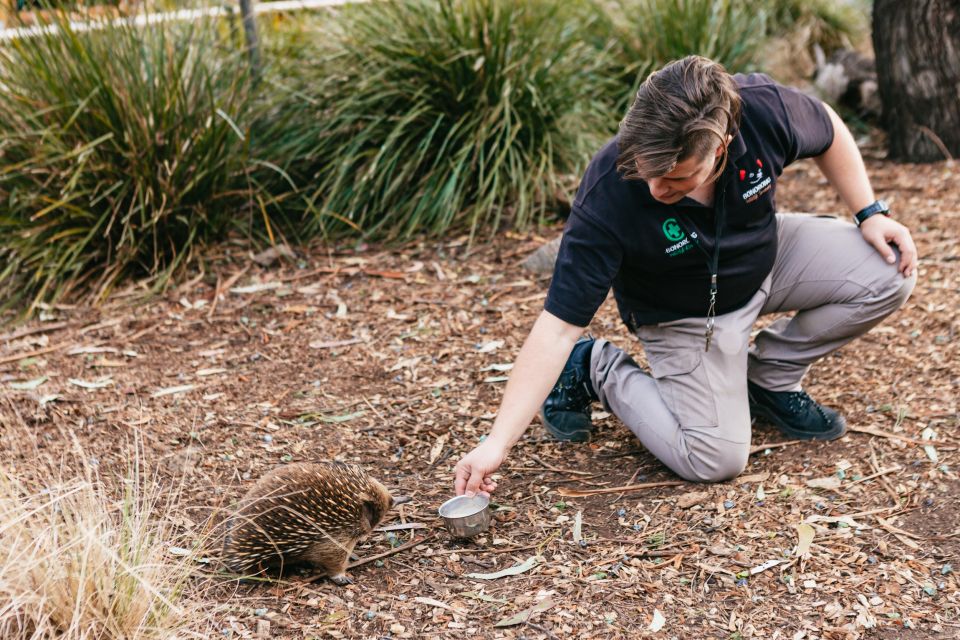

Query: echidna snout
[[222, 462, 399, 583]]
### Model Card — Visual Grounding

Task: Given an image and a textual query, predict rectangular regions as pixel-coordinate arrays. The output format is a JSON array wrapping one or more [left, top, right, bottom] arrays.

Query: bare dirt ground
[[1, 151, 958, 639]]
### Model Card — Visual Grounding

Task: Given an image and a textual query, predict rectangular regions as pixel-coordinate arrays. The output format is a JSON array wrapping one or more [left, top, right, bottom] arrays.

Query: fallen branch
[[347, 533, 435, 570], [209, 265, 250, 320], [0, 321, 72, 342], [374, 523, 428, 532], [849, 466, 902, 486], [309, 338, 365, 350], [0, 341, 76, 366], [557, 480, 686, 497], [848, 425, 948, 447], [875, 516, 922, 550], [125, 322, 164, 343], [749, 440, 802, 455], [529, 454, 593, 476]]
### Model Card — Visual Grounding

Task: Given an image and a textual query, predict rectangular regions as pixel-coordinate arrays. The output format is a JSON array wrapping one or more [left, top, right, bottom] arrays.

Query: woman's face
[[644, 141, 727, 205]]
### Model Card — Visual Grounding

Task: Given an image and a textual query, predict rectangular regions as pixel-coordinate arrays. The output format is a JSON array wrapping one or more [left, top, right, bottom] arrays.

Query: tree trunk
[[873, 0, 960, 162]]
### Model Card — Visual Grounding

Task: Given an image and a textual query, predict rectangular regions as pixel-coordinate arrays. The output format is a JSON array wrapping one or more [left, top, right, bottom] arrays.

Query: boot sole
[[749, 402, 847, 441]]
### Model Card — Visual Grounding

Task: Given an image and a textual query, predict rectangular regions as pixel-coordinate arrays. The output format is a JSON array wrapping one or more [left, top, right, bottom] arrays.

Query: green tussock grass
[[273, 0, 616, 241], [0, 5, 259, 314]]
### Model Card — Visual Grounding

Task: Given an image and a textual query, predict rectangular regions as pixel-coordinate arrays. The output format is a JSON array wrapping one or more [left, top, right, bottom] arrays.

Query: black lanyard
[[704, 182, 727, 352], [673, 180, 728, 351]]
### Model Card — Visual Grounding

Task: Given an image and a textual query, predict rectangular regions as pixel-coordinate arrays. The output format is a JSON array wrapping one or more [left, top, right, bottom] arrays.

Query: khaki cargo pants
[[589, 213, 916, 482]]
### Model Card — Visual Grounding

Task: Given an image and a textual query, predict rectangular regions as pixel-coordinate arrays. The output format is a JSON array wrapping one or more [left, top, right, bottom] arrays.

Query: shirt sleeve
[[544, 205, 622, 328], [778, 84, 835, 162]]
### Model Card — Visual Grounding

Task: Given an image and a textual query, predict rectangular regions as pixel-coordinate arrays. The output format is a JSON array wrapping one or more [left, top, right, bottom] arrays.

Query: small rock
[[255, 619, 270, 638], [251, 244, 295, 267], [521, 236, 563, 274], [390, 623, 406, 634], [678, 490, 710, 509], [723, 500, 735, 510]]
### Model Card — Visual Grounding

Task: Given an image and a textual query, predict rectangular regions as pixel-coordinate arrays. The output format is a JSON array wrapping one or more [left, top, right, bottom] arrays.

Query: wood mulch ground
[[1, 150, 958, 639]]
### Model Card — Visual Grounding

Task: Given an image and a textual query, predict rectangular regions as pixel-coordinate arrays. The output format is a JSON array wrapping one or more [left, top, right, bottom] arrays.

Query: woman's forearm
[[485, 310, 584, 450], [813, 103, 876, 215]]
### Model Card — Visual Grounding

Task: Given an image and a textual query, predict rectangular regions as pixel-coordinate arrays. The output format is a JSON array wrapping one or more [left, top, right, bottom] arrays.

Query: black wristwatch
[[854, 199, 890, 227]]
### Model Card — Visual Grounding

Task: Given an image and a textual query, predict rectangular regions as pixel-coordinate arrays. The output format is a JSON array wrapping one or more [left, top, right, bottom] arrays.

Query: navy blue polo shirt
[[545, 73, 835, 328]]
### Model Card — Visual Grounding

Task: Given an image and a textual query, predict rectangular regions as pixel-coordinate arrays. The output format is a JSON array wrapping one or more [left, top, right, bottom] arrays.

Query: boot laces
[[787, 391, 827, 420], [554, 374, 593, 415]]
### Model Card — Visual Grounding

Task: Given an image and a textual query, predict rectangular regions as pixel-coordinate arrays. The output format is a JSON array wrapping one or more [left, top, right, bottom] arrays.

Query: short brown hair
[[617, 55, 742, 181]]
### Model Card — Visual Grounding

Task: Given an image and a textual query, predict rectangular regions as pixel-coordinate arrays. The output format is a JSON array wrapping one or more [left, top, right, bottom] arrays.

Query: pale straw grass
[[0, 447, 215, 639]]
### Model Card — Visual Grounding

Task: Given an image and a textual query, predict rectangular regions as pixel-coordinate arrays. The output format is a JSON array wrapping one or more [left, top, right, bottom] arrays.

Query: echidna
[[222, 462, 407, 584]]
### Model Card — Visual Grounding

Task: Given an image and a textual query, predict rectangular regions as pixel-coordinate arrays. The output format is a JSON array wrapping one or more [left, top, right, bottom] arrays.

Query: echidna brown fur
[[222, 462, 394, 583]]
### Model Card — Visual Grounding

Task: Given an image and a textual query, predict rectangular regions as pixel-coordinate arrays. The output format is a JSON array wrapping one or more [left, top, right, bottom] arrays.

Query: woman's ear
[[715, 135, 733, 158]]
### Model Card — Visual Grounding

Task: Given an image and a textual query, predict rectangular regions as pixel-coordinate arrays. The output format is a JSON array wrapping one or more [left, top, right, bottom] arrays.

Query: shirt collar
[[728, 128, 747, 163]]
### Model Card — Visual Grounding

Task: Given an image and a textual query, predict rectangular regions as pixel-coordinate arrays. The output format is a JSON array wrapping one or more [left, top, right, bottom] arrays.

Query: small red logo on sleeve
[[739, 169, 746, 181]]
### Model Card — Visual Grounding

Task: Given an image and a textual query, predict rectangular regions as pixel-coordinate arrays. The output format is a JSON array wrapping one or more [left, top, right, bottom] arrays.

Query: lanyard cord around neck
[[704, 182, 727, 352]]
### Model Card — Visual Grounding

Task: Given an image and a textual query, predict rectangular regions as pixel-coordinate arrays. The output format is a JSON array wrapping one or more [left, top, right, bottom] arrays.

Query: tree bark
[[873, 0, 960, 162]]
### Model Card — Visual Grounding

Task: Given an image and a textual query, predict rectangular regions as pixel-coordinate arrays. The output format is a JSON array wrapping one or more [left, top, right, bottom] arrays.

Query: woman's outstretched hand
[[454, 438, 507, 496]]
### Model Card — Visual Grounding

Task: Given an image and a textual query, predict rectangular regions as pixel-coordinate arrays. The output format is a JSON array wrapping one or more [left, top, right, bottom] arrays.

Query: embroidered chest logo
[[662, 217, 697, 257], [740, 157, 772, 203], [662, 218, 685, 242]]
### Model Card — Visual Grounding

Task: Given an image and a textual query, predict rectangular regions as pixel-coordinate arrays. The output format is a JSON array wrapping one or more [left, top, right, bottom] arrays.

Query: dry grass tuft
[[0, 451, 211, 639]]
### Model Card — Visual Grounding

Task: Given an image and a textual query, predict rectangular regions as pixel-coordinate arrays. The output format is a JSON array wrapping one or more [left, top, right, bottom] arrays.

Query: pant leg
[[589, 285, 768, 483], [748, 214, 917, 392]]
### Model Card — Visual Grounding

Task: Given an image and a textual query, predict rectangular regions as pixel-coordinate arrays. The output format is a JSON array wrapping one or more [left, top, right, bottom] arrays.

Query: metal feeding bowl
[[438, 494, 491, 538]]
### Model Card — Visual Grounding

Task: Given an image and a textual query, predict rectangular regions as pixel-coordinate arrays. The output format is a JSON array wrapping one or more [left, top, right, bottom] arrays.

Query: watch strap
[[854, 200, 890, 227]]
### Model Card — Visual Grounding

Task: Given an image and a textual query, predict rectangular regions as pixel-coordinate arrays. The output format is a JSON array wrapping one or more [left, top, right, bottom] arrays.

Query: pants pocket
[[647, 350, 718, 428]]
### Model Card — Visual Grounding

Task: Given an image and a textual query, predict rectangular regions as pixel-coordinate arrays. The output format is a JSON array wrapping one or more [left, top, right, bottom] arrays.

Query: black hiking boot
[[540, 337, 598, 442], [747, 380, 846, 440]]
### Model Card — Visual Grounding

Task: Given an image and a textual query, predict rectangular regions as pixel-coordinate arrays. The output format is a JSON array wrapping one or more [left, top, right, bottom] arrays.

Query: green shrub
[[0, 9, 257, 312], [605, 0, 769, 106], [244, 11, 341, 241], [289, 0, 616, 240]]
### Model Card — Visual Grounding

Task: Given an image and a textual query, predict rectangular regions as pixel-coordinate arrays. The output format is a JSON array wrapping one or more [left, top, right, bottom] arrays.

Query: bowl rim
[[438, 494, 489, 519]]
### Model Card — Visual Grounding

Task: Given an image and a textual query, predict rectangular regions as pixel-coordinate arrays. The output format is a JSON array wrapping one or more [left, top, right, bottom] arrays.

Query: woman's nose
[[648, 178, 668, 197]]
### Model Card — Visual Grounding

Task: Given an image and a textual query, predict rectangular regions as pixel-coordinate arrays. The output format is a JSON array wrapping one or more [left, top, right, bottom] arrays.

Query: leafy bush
[[288, 0, 616, 240], [0, 9, 257, 312]]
